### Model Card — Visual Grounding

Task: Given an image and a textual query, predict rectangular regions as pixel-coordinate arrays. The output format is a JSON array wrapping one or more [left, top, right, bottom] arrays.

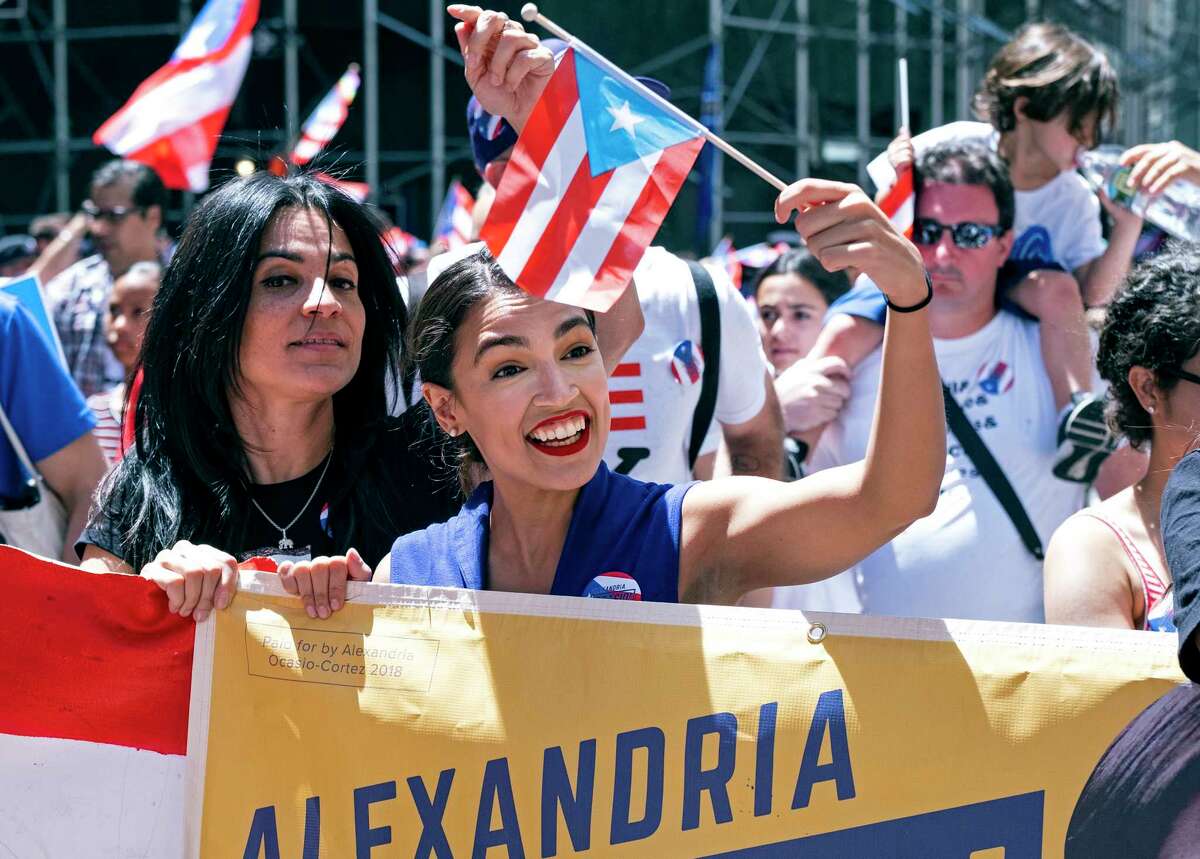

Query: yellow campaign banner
[[191, 574, 1185, 858]]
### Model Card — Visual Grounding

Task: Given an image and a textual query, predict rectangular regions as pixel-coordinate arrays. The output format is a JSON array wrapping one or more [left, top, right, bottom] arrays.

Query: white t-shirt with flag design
[[772, 310, 1088, 622], [602, 246, 771, 485]]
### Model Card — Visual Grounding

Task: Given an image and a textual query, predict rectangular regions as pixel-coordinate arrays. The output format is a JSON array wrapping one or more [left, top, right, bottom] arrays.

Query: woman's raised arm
[[678, 179, 944, 604]]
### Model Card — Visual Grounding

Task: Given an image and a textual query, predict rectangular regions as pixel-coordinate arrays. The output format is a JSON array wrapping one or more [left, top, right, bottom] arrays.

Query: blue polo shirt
[[389, 462, 693, 602], [0, 295, 95, 502]]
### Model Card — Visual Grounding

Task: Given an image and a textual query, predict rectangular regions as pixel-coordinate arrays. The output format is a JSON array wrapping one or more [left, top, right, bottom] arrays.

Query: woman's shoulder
[[1048, 501, 1137, 571], [386, 487, 489, 588], [592, 464, 692, 517]]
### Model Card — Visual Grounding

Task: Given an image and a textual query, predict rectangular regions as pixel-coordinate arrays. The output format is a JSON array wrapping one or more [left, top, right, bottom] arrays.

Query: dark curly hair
[[974, 23, 1118, 146], [1097, 243, 1200, 450]]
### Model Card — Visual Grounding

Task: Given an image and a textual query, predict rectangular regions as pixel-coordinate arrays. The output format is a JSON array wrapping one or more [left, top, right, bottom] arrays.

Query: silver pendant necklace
[[249, 445, 334, 551]]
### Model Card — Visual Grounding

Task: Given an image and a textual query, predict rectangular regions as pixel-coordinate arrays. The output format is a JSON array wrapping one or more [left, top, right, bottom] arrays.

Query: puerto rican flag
[[434, 179, 476, 248], [877, 162, 915, 240], [290, 63, 362, 166], [481, 44, 706, 312], [93, 0, 259, 192], [0, 547, 201, 853]]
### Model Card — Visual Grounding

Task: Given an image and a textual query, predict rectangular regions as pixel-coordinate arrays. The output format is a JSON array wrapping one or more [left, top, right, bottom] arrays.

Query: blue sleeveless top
[[388, 463, 694, 602]]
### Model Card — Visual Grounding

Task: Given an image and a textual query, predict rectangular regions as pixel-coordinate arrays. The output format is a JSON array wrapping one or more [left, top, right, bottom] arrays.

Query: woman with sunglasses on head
[[1044, 245, 1200, 632], [377, 170, 945, 604]]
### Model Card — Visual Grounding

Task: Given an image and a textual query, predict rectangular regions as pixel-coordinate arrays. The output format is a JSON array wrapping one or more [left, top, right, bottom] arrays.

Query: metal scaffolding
[[0, 1, 463, 234], [707, 0, 1200, 251], [2, 0, 1199, 248]]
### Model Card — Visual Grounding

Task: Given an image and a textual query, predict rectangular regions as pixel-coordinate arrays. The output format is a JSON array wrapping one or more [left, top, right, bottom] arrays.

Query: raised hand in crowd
[[448, 4, 555, 132], [1121, 141, 1200, 196], [27, 211, 88, 287], [774, 355, 852, 436], [885, 127, 915, 172], [676, 179, 943, 600]]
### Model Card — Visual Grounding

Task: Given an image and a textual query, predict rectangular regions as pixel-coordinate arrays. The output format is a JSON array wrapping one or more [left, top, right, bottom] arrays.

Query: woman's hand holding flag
[[449, 5, 555, 133]]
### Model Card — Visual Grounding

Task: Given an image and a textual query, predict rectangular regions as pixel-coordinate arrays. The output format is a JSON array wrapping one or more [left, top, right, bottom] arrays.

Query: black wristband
[[885, 270, 934, 313]]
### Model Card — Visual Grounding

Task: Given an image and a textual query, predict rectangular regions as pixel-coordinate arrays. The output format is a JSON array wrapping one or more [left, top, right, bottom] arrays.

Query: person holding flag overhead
[[374, 6, 943, 603], [446, 13, 782, 484]]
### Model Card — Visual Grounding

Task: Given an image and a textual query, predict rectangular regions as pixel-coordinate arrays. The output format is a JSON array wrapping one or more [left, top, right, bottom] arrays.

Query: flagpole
[[898, 57, 910, 132], [520, 3, 788, 193]]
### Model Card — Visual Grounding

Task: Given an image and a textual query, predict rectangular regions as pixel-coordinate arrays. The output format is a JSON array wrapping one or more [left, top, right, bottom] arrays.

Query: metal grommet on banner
[[807, 622, 827, 644]]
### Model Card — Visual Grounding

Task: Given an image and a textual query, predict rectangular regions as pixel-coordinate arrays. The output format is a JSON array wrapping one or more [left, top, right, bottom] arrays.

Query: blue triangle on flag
[[573, 49, 702, 178]]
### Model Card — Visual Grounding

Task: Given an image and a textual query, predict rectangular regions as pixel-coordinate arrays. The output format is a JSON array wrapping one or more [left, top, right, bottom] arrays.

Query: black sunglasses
[[82, 200, 143, 224], [1159, 366, 1200, 387], [913, 218, 1003, 250]]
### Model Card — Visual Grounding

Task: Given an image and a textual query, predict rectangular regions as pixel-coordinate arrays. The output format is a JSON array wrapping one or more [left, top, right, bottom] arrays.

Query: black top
[[79, 405, 462, 569], [1163, 449, 1200, 682]]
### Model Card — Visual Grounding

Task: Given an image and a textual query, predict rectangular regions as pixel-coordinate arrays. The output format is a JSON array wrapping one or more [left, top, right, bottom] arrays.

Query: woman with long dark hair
[[378, 177, 946, 603], [78, 174, 463, 620]]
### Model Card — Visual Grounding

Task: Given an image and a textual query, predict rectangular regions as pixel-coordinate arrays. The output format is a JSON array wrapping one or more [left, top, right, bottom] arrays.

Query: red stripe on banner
[[482, 50, 581, 257], [122, 105, 233, 191], [612, 363, 641, 377], [513, 158, 615, 297], [0, 548, 194, 755], [584, 136, 706, 310], [610, 416, 647, 431], [609, 389, 644, 404]]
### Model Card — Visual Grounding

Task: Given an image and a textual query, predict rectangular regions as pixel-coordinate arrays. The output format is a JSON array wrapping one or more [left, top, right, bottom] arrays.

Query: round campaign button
[[583, 572, 643, 600]]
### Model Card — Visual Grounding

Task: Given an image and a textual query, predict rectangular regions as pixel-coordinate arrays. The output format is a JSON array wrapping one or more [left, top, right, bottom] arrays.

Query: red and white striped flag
[[312, 171, 370, 202], [878, 163, 915, 239], [434, 179, 476, 248], [93, 0, 258, 192], [481, 44, 706, 312], [0, 547, 198, 853], [290, 63, 362, 166]]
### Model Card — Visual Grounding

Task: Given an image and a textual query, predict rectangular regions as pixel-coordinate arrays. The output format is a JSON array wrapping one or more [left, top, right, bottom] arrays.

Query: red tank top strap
[[1076, 510, 1170, 625]]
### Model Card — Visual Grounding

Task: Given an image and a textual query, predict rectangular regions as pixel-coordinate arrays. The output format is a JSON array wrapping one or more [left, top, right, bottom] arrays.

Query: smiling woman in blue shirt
[[380, 177, 946, 604]]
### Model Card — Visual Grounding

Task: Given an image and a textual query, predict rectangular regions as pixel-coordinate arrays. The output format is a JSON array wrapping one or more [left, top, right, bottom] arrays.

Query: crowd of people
[[4, 7, 1200, 685]]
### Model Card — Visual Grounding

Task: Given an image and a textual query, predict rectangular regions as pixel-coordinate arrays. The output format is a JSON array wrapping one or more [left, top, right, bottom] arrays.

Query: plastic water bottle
[[1076, 145, 1200, 241]]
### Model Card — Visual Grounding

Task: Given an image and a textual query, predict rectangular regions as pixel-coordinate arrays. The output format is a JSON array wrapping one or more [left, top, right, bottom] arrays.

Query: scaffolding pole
[[53, 0, 68, 210], [430, 0, 445, 226], [856, 0, 869, 185], [955, 0, 972, 120], [364, 0, 379, 200], [179, 0, 194, 213], [795, 0, 809, 180], [931, 0, 944, 126], [284, 0, 299, 146], [708, 0, 724, 250]]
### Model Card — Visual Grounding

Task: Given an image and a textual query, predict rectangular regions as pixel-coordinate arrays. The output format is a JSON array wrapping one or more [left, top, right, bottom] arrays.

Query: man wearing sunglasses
[[45, 159, 164, 398], [770, 140, 1091, 625]]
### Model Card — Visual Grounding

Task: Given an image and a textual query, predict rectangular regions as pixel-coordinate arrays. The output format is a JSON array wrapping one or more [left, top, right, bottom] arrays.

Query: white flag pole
[[898, 57, 910, 133], [520, 3, 787, 192]]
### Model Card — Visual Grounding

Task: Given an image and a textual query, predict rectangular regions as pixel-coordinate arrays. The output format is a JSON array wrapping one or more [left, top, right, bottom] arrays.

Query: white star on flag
[[607, 100, 645, 136]]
